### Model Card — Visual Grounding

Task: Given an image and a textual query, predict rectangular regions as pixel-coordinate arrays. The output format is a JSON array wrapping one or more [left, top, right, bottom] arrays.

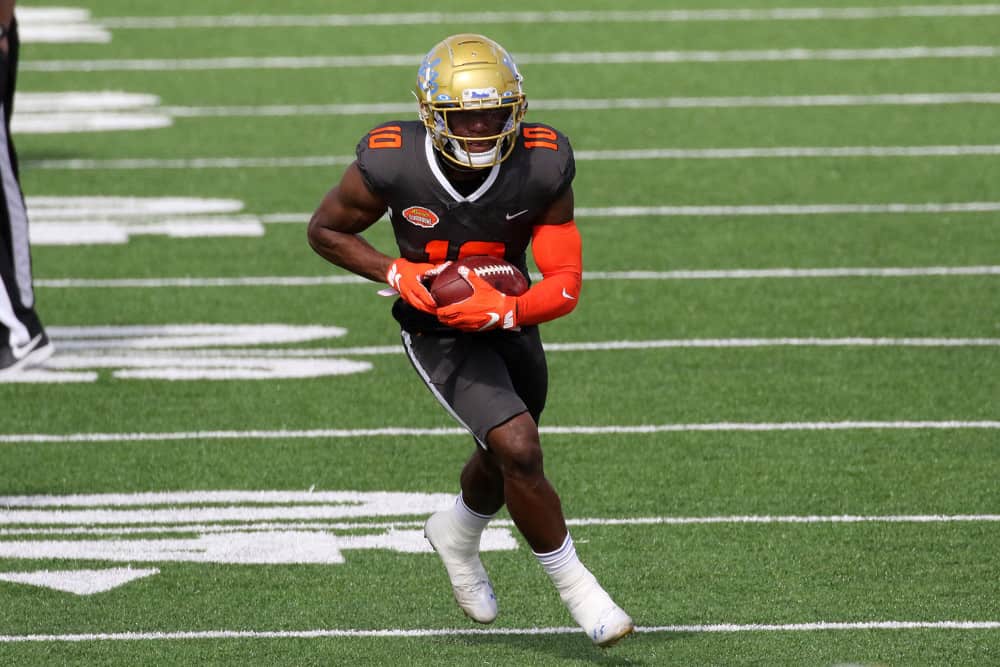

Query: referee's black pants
[[0, 18, 44, 347]]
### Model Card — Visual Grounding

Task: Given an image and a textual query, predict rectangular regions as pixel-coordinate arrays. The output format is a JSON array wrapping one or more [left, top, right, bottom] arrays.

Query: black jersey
[[355, 120, 575, 332]]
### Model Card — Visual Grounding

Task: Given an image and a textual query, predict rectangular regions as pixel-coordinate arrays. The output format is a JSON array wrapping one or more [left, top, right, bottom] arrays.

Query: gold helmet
[[414, 34, 527, 169]]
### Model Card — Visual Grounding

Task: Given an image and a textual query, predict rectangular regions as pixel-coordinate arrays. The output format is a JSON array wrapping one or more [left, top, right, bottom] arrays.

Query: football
[[429, 256, 530, 306]]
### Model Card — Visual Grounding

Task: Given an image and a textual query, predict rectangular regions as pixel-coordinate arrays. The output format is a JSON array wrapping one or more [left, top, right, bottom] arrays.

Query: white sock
[[535, 534, 614, 629], [443, 493, 493, 553], [534, 533, 594, 593], [454, 493, 493, 531]]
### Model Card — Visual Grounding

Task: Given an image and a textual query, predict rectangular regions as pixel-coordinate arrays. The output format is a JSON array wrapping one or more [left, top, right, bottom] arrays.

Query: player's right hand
[[386, 258, 439, 314]]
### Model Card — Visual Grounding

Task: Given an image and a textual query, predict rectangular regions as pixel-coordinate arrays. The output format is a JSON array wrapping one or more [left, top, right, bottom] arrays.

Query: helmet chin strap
[[447, 137, 500, 168]]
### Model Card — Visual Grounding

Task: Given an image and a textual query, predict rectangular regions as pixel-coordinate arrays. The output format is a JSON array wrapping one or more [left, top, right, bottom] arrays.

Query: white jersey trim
[[423, 132, 500, 204]]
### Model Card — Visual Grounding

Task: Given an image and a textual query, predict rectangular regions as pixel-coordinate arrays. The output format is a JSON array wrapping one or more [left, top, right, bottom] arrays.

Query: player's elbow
[[307, 214, 343, 259], [518, 270, 581, 325], [561, 288, 581, 318], [561, 271, 582, 311], [306, 214, 325, 252]]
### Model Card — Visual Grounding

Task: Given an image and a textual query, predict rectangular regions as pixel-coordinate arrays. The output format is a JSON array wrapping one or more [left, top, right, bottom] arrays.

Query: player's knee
[[487, 412, 545, 480], [495, 437, 544, 481]]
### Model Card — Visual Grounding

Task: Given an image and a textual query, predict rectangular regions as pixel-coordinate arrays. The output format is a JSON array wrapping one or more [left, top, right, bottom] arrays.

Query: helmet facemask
[[425, 100, 522, 169]]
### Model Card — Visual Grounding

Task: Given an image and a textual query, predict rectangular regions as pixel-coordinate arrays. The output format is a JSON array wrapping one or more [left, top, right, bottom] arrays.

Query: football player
[[308, 34, 633, 647], [0, 0, 53, 377]]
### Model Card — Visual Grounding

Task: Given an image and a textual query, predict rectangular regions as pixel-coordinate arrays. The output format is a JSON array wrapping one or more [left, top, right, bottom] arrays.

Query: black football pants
[[401, 326, 548, 448]]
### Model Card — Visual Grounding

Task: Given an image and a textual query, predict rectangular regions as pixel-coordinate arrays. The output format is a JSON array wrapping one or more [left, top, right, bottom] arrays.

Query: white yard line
[[3, 514, 999, 537], [24, 156, 355, 170], [28, 338, 1000, 358], [24, 155, 354, 171], [2, 421, 998, 445], [533, 92, 1000, 109], [582, 267, 1000, 279], [576, 145, 1000, 159], [75, 338, 1000, 357], [24, 145, 1000, 171], [539, 338, 1000, 351], [35, 275, 369, 288], [564, 515, 1000, 526], [95, 6, 1000, 29], [573, 202, 1000, 216], [34, 266, 1000, 289], [1, 620, 997, 643], [258, 202, 1000, 221], [20, 46, 1000, 72], [161, 93, 1000, 119]]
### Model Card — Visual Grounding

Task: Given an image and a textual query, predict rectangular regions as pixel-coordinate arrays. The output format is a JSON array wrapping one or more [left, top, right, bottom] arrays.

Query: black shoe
[[0, 331, 54, 376]]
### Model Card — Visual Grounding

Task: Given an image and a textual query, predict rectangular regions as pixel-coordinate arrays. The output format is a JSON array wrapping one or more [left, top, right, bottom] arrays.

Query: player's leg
[[421, 489, 499, 623], [486, 327, 564, 550], [419, 431, 507, 622], [483, 412, 565, 550], [487, 330, 634, 647], [459, 444, 504, 515], [402, 329, 633, 643], [401, 330, 516, 623], [486, 414, 633, 646]]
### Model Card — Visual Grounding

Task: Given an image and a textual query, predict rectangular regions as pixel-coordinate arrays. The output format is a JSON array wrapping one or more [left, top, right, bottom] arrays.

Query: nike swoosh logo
[[561, 288, 576, 300], [478, 312, 501, 331], [10, 334, 42, 360], [505, 209, 529, 221]]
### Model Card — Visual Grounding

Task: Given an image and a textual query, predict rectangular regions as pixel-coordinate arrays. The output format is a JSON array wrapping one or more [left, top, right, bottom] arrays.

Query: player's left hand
[[437, 267, 519, 332]]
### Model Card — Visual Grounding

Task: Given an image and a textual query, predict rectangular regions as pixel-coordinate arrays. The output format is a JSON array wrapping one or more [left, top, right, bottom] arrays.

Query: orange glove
[[385, 258, 439, 314], [437, 266, 519, 332]]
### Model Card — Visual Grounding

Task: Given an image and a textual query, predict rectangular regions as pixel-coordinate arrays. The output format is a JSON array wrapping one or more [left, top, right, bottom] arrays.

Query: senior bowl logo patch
[[402, 206, 440, 228]]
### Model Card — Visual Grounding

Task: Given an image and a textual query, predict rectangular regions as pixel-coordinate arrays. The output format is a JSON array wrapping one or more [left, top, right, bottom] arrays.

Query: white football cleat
[[587, 605, 635, 648], [424, 510, 498, 624], [561, 575, 634, 647]]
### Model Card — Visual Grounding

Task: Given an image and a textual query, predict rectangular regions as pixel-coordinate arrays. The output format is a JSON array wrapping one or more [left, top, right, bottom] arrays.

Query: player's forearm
[[516, 271, 581, 325], [517, 220, 583, 325], [307, 225, 392, 284]]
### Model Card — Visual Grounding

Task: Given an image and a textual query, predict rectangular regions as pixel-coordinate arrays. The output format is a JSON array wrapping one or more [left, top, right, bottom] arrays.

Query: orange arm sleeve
[[516, 220, 583, 325]]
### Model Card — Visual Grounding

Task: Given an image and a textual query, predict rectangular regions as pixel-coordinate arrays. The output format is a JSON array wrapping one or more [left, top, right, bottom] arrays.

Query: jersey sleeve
[[519, 123, 576, 203], [552, 134, 576, 199], [354, 122, 414, 198]]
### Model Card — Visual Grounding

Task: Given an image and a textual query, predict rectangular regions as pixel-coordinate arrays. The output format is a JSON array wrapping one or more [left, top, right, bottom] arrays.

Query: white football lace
[[474, 265, 516, 277]]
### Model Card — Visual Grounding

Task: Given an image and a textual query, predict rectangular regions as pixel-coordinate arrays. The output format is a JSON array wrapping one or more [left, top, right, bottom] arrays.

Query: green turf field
[[2, 1, 999, 664]]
